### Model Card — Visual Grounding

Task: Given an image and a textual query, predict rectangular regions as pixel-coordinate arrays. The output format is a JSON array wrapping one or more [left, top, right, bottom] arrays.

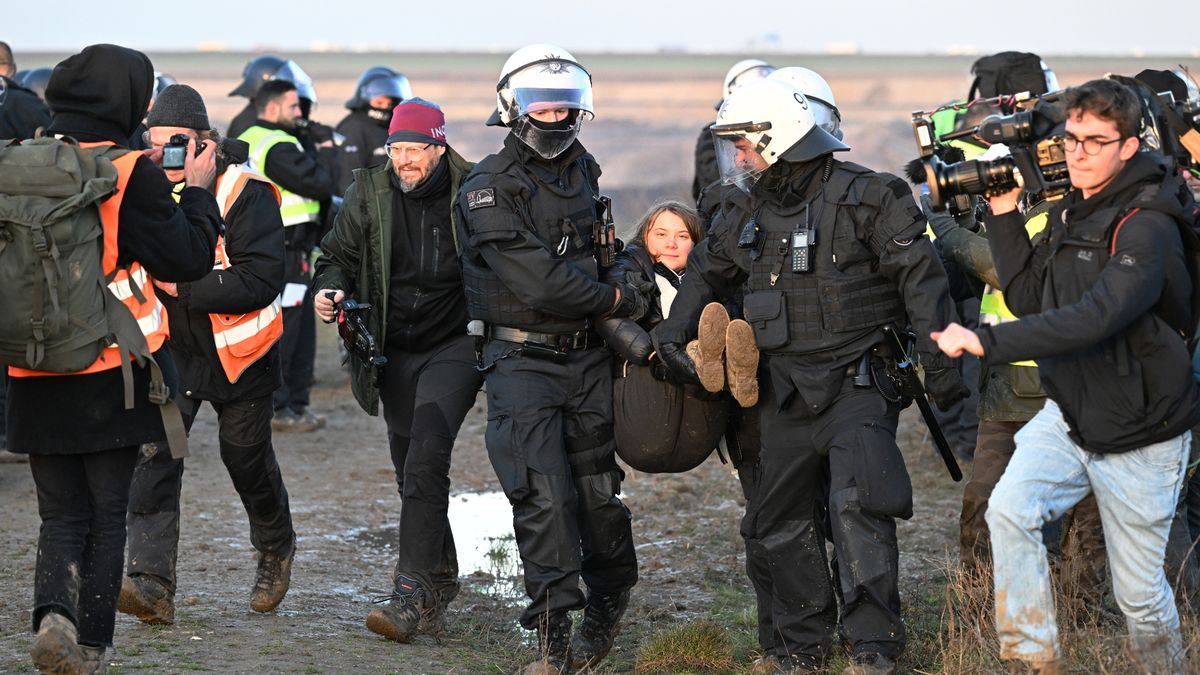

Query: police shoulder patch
[[466, 188, 496, 210]]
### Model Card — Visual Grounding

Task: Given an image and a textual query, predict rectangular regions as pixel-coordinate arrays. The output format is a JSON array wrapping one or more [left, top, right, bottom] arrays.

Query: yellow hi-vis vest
[[237, 125, 321, 226], [978, 211, 1049, 367], [208, 165, 285, 383]]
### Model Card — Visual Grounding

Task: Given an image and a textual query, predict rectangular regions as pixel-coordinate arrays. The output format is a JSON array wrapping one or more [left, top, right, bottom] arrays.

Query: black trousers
[[742, 373, 910, 664], [125, 395, 294, 590], [379, 335, 483, 595], [30, 446, 138, 647], [482, 341, 638, 629], [274, 236, 316, 414]]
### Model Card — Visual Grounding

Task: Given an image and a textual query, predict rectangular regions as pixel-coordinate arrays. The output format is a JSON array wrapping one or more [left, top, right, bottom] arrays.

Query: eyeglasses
[[141, 131, 198, 149], [385, 143, 432, 160], [1063, 134, 1123, 156]]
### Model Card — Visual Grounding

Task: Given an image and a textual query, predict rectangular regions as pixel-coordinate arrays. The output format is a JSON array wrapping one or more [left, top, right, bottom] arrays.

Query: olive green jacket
[[312, 147, 474, 415]]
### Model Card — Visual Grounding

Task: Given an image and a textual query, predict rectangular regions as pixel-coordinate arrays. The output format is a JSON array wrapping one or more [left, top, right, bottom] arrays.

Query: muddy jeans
[[960, 420, 1107, 609], [987, 400, 1188, 670], [30, 446, 138, 647]]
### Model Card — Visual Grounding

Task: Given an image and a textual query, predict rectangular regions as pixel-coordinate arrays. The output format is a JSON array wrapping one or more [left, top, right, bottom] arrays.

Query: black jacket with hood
[[0, 75, 51, 139], [979, 152, 1200, 453], [6, 44, 221, 455]]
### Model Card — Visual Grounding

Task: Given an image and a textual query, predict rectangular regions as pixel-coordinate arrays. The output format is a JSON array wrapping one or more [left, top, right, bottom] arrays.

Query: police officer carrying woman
[[456, 44, 643, 674]]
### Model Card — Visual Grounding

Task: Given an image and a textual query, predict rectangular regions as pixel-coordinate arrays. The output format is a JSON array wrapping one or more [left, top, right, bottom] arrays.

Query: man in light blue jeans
[[987, 399, 1188, 669], [933, 78, 1200, 673]]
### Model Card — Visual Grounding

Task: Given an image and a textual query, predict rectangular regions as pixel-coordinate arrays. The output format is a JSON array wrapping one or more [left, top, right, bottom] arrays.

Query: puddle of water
[[448, 491, 518, 577]]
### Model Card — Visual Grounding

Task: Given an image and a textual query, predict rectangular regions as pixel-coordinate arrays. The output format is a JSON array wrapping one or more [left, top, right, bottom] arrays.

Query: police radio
[[790, 207, 814, 274]]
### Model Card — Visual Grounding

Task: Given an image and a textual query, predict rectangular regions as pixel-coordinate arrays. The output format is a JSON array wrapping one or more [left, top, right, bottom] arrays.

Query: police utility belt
[[486, 324, 601, 360]]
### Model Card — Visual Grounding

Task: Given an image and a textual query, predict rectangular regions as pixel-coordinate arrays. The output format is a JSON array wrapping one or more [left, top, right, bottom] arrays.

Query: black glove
[[299, 120, 336, 145], [921, 193, 978, 240], [607, 280, 651, 322], [924, 366, 970, 412], [655, 341, 699, 386]]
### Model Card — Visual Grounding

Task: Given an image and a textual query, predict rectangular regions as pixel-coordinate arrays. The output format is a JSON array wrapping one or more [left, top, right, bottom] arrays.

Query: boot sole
[[694, 302, 730, 393], [118, 577, 175, 625], [725, 320, 759, 408], [366, 609, 417, 643], [30, 624, 83, 675]]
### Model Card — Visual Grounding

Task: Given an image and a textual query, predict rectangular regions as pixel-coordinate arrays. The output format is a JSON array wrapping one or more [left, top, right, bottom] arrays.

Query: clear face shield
[[365, 75, 413, 103], [809, 99, 842, 139], [273, 60, 317, 108], [1041, 61, 1060, 94], [711, 122, 772, 193]]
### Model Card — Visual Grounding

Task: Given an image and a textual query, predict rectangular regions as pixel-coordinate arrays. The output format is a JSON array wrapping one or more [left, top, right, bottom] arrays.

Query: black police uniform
[[658, 156, 961, 666], [456, 133, 637, 629], [334, 109, 389, 195]]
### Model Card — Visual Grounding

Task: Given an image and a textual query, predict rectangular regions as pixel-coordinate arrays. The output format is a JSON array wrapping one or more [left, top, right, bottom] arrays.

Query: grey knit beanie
[[145, 84, 210, 130]]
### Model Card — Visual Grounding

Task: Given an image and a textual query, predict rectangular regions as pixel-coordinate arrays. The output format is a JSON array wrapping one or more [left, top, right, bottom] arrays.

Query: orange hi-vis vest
[[208, 165, 284, 383], [9, 142, 168, 378]]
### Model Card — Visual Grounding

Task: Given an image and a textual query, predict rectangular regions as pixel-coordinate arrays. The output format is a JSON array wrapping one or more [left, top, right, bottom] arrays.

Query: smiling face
[[643, 210, 695, 272], [388, 141, 445, 192]]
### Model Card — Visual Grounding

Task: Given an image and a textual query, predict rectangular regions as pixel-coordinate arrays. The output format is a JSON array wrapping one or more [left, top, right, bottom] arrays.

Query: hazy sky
[[7, 0, 1199, 55]]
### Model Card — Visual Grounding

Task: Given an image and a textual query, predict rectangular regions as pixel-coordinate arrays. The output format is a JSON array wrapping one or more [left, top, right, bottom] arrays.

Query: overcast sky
[[7, 1, 1199, 55]]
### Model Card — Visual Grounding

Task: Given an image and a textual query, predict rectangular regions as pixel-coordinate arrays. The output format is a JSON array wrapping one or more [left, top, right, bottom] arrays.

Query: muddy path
[[0, 324, 968, 674]]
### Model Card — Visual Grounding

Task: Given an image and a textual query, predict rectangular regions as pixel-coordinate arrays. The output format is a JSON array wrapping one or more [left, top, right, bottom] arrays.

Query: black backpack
[[969, 52, 1050, 100]]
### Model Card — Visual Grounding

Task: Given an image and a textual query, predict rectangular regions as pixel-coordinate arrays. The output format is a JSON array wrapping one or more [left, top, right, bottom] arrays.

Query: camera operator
[[118, 84, 297, 626], [238, 78, 339, 432], [934, 78, 1200, 672], [313, 98, 483, 645]]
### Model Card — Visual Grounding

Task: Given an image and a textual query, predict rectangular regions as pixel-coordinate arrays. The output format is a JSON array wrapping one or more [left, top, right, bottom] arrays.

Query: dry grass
[[634, 619, 736, 674]]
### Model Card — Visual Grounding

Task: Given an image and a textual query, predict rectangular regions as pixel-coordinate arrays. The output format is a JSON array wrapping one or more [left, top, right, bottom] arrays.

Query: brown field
[[1, 51, 1198, 674]]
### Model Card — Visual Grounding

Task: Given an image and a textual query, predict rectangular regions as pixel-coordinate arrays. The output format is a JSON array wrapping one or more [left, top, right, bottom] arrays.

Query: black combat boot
[[366, 573, 436, 643], [568, 590, 629, 670], [525, 610, 572, 674]]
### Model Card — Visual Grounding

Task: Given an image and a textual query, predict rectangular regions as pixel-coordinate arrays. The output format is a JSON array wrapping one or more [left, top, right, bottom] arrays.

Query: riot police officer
[[456, 44, 642, 675], [334, 66, 413, 194], [693, 59, 774, 217], [656, 79, 967, 674]]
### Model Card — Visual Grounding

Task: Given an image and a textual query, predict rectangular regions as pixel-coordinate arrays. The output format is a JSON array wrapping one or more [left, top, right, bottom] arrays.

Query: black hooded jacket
[[6, 44, 221, 455], [0, 75, 51, 139], [979, 153, 1200, 453]]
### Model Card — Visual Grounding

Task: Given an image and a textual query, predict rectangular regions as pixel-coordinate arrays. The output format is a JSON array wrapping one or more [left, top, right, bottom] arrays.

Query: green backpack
[[0, 137, 188, 457]]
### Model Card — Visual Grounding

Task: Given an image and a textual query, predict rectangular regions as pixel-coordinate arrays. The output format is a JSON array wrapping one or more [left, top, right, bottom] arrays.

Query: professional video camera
[[906, 92, 1069, 212], [1129, 67, 1200, 175]]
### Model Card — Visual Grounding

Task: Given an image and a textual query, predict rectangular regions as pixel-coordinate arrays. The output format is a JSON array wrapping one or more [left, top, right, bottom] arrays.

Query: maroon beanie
[[386, 97, 447, 145]]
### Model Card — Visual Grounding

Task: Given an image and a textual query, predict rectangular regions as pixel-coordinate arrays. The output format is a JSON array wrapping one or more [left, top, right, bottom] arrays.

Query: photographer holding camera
[[935, 78, 1200, 672], [119, 84, 297, 626]]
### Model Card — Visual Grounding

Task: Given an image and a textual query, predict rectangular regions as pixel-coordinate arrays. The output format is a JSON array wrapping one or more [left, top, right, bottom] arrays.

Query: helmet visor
[[274, 60, 317, 105], [727, 65, 775, 96], [712, 130, 767, 193], [364, 75, 413, 103], [505, 60, 594, 118]]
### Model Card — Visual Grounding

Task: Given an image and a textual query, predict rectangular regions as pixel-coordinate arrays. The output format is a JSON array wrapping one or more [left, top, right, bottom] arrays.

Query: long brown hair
[[634, 199, 703, 247]]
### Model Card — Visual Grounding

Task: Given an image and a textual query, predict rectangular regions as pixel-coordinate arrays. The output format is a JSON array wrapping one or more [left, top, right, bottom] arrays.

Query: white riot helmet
[[488, 43, 594, 159], [768, 67, 842, 139], [722, 59, 775, 102], [711, 79, 849, 193]]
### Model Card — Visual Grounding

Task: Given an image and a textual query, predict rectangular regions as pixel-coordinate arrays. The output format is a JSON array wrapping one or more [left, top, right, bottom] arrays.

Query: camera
[[161, 133, 192, 171], [907, 94, 1070, 211]]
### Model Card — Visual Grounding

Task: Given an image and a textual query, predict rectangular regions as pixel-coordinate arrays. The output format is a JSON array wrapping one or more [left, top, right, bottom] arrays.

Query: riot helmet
[[345, 66, 414, 109], [711, 79, 849, 193], [719, 59, 775, 107], [229, 54, 287, 98], [490, 43, 594, 160], [16, 67, 52, 101], [768, 66, 842, 139]]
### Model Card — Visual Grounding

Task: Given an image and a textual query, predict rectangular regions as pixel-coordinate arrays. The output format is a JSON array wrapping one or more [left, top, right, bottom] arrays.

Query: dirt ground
[[1, 51, 1196, 674]]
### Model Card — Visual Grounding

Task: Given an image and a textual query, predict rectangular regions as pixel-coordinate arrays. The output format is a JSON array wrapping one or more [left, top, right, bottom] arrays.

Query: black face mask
[[367, 99, 399, 125]]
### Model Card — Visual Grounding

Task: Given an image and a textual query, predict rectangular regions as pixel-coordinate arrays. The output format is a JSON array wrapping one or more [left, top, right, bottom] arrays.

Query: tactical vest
[[238, 125, 321, 226], [461, 152, 603, 333], [209, 165, 285, 383], [741, 162, 906, 355]]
